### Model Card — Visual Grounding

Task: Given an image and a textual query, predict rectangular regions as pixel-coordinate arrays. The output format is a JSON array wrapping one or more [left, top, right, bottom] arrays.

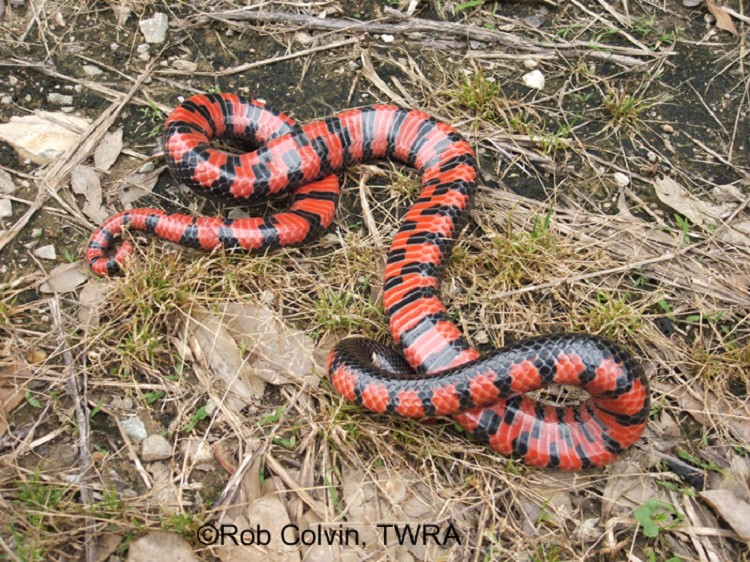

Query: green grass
[[451, 69, 500, 121], [603, 89, 649, 128], [582, 290, 643, 340]]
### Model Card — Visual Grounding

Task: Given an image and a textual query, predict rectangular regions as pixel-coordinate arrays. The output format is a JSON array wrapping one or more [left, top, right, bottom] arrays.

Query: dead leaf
[[40, 262, 88, 294], [119, 167, 164, 207], [700, 489, 750, 542], [146, 462, 179, 513], [126, 531, 199, 562], [653, 177, 750, 245], [94, 533, 123, 562], [183, 306, 265, 415], [219, 302, 316, 385], [0, 362, 32, 437], [94, 127, 123, 171], [78, 279, 109, 326], [602, 458, 660, 519], [706, 1, 739, 36], [71, 165, 108, 223], [213, 497, 300, 562]]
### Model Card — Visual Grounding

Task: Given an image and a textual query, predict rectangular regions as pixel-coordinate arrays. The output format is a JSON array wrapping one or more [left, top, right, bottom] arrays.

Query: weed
[[583, 290, 643, 340], [532, 544, 562, 562], [183, 404, 210, 432], [139, 99, 165, 138], [451, 69, 500, 121], [162, 511, 200, 540], [482, 211, 557, 288], [634, 499, 685, 538], [603, 89, 648, 129]]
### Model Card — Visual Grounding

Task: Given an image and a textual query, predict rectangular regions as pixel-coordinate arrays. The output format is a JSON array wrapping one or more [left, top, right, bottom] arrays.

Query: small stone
[[522, 69, 545, 90], [524, 14, 546, 28], [662, 124, 674, 134], [0, 169, 15, 194], [136, 43, 150, 55], [138, 161, 155, 173], [141, 435, 172, 462], [34, 244, 57, 260], [25, 349, 47, 364], [47, 93, 74, 105], [121, 416, 148, 442], [523, 59, 538, 70], [110, 42, 119, 52], [647, 151, 658, 163], [31, 228, 42, 238], [613, 172, 630, 187], [381, 34, 395, 43], [9, 75, 19, 86], [1, 96, 12, 105], [171, 59, 198, 72], [139, 12, 169, 44], [82, 64, 103, 77], [0, 198, 12, 218], [293, 31, 313, 46]]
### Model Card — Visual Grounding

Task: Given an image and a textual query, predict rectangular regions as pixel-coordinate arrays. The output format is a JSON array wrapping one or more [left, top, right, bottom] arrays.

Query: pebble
[[613, 172, 630, 187], [522, 69, 545, 90], [523, 59, 538, 70], [0, 96, 11, 105], [139, 161, 155, 173], [0, 169, 15, 194], [647, 151, 657, 163], [47, 92, 74, 105], [0, 198, 12, 218], [32, 228, 42, 237], [381, 34, 395, 43], [662, 124, 674, 134], [9, 75, 19, 86], [293, 31, 313, 46], [172, 60, 198, 72], [137, 43, 151, 57], [34, 244, 57, 260], [141, 435, 172, 462], [121, 416, 148, 442], [139, 12, 169, 44], [82, 64, 103, 77]]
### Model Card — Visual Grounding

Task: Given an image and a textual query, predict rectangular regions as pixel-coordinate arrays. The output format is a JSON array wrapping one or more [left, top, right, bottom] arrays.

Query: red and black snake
[[87, 93, 649, 470]]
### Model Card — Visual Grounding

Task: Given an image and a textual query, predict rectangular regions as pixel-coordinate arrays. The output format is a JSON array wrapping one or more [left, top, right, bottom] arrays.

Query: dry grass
[[1, 1, 749, 561]]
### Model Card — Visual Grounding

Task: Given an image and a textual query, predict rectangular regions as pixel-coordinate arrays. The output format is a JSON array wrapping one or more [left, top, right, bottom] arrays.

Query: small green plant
[[183, 404, 209, 432], [139, 99, 166, 138], [454, 0, 484, 14], [163, 511, 200, 539], [532, 544, 562, 562], [483, 210, 556, 288], [631, 17, 655, 37], [584, 290, 642, 340], [15, 472, 68, 529], [673, 214, 692, 244], [143, 390, 165, 405], [634, 499, 684, 538], [24, 388, 42, 409], [452, 69, 500, 121], [603, 89, 648, 128]]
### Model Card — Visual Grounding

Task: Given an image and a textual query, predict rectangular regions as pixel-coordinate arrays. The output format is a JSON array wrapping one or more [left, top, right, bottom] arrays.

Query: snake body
[[87, 93, 649, 469]]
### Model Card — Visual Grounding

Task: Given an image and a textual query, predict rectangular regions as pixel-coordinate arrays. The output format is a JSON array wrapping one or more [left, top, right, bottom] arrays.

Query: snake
[[87, 93, 649, 470]]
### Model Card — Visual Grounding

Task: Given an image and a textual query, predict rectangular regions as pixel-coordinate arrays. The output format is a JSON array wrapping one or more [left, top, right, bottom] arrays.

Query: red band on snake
[[87, 93, 649, 470]]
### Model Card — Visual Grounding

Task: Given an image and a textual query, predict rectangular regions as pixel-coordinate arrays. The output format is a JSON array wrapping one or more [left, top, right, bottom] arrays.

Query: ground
[[0, 1, 749, 561]]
